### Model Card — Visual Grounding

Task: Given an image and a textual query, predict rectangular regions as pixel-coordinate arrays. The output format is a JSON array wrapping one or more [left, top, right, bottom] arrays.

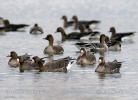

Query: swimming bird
[[43, 34, 64, 55], [31, 56, 75, 72], [61, 15, 74, 28], [72, 15, 100, 30], [109, 27, 135, 42], [55, 27, 91, 41], [105, 36, 121, 51], [95, 56, 122, 74], [7, 51, 31, 68], [75, 34, 108, 53], [76, 48, 96, 65], [3, 19, 29, 32], [79, 25, 100, 39], [17, 56, 46, 72], [30, 23, 43, 34]]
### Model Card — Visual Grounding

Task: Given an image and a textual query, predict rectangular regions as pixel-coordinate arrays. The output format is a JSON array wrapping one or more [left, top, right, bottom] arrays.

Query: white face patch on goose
[[16, 59, 19, 64], [81, 50, 84, 53], [31, 59, 35, 64], [98, 59, 102, 64], [17, 59, 19, 61]]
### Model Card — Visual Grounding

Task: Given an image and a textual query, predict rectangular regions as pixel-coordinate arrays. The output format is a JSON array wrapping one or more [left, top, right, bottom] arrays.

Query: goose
[[61, 15, 74, 28], [0, 27, 6, 34], [95, 57, 122, 74], [105, 36, 121, 51], [55, 27, 91, 41], [0, 17, 4, 26], [109, 27, 135, 42], [30, 23, 43, 34], [72, 15, 100, 30], [3, 19, 29, 32], [76, 48, 96, 65], [43, 34, 64, 54], [17, 56, 46, 72], [75, 34, 108, 53], [79, 25, 100, 39], [31, 56, 75, 72], [7, 51, 31, 68]]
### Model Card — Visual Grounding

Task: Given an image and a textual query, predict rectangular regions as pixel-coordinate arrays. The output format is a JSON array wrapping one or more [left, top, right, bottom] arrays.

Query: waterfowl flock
[[1, 15, 136, 74]]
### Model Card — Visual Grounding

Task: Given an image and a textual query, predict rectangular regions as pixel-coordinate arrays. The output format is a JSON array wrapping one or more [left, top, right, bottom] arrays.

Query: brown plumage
[[7, 51, 19, 67], [95, 56, 122, 74], [17, 55, 40, 72], [31, 56, 74, 72], [61, 15, 74, 28], [109, 27, 135, 42], [30, 23, 43, 34], [72, 15, 100, 30], [43, 34, 64, 55], [76, 48, 96, 65], [7, 51, 32, 68]]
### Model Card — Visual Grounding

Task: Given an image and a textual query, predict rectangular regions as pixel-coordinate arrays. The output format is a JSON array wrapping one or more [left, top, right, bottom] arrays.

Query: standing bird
[[95, 56, 122, 74], [43, 34, 64, 55], [77, 48, 96, 66], [30, 23, 43, 34], [61, 15, 74, 28], [109, 27, 135, 42]]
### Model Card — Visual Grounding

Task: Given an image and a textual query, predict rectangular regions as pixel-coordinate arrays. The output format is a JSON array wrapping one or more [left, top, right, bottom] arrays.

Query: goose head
[[98, 56, 105, 65]]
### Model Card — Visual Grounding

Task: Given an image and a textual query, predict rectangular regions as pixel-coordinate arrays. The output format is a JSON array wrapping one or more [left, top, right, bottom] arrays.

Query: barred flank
[[45, 57, 71, 72]]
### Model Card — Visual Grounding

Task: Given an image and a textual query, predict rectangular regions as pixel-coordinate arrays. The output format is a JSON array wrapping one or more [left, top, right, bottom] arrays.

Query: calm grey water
[[0, 0, 138, 100]]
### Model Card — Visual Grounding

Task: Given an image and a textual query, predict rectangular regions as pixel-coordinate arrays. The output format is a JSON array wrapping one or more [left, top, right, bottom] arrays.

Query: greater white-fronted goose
[[3, 19, 29, 32], [109, 27, 135, 42], [0, 27, 6, 34], [72, 15, 101, 30], [30, 23, 43, 34], [61, 15, 74, 28], [79, 25, 100, 39], [43, 34, 64, 55], [31, 56, 75, 72], [0, 17, 4, 26], [95, 57, 122, 74], [7, 51, 31, 68], [105, 36, 121, 51], [17, 55, 34, 72], [75, 34, 108, 53], [55, 27, 91, 41], [17, 56, 46, 72], [76, 48, 96, 65]]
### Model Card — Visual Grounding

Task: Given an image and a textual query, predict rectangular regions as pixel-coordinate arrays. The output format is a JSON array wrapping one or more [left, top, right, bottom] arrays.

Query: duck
[[105, 36, 121, 51], [76, 48, 96, 65], [55, 27, 91, 41], [43, 34, 64, 55], [95, 56, 122, 74], [3, 19, 29, 32], [31, 56, 75, 72], [72, 15, 101, 30], [109, 27, 135, 42], [75, 34, 108, 53], [61, 15, 74, 28], [30, 23, 43, 34], [7, 51, 31, 68]]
